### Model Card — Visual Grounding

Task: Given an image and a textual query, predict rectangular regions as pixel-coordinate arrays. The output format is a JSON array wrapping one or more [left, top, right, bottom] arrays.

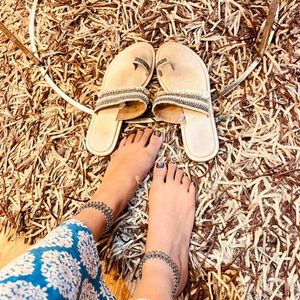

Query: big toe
[[153, 162, 167, 183]]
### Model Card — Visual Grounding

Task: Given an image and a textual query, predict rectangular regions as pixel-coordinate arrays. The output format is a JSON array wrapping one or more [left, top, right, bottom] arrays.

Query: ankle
[[91, 189, 128, 218], [134, 261, 174, 300], [94, 176, 138, 202]]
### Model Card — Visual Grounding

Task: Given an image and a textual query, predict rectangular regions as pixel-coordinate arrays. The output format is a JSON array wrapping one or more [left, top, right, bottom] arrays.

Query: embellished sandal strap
[[95, 86, 149, 113], [156, 57, 175, 76], [153, 89, 210, 116], [133, 56, 151, 73]]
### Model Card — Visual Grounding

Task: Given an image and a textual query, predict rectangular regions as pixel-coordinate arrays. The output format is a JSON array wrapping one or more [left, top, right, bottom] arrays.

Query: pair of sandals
[[86, 42, 219, 162]]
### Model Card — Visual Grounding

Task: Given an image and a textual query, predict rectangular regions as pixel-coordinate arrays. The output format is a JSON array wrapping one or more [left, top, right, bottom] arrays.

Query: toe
[[153, 162, 167, 183], [134, 130, 144, 143], [166, 163, 177, 181], [189, 182, 196, 195], [119, 136, 127, 147], [182, 175, 191, 190], [127, 132, 136, 144], [147, 130, 164, 152], [139, 128, 153, 146], [175, 169, 184, 183]]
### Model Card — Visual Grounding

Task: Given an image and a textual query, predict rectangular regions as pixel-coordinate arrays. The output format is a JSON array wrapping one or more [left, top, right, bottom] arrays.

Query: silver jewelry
[[138, 250, 180, 298], [95, 86, 149, 113], [78, 202, 113, 234]]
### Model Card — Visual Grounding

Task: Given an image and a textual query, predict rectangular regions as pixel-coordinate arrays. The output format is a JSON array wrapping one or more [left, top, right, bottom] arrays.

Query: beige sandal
[[86, 43, 155, 156], [152, 42, 219, 162]]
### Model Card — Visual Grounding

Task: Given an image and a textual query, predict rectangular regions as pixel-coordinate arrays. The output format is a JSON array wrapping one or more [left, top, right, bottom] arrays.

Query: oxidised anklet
[[78, 202, 113, 234], [138, 250, 180, 298]]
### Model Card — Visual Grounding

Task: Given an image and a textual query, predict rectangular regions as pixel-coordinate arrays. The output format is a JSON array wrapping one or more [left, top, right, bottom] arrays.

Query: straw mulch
[[0, 0, 299, 299]]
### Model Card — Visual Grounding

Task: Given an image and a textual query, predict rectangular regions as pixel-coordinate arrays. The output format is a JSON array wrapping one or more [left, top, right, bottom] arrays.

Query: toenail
[[154, 130, 162, 137], [156, 162, 165, 168]]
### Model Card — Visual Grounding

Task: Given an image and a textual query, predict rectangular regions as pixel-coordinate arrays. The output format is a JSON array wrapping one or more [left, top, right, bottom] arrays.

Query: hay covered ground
[[0, 0, 299, 299]]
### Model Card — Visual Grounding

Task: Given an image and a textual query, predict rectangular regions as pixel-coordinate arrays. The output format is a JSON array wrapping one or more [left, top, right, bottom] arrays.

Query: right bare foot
[[134, 163, 196, 299]]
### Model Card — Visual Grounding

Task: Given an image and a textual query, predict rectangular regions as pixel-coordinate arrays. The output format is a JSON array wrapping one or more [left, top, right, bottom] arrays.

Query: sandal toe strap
[[133, 57, 151, 73], [95, 87, 149, 119], [152, 89, 210, 123]]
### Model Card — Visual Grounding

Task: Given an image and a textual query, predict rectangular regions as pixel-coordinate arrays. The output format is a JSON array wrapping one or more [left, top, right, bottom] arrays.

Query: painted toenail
[[156, 162, 165, 168], [154, 130, 162, 137]]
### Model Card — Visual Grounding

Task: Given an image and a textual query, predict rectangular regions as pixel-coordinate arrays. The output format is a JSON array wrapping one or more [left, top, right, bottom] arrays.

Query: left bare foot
[[133, 163, 195, 299]]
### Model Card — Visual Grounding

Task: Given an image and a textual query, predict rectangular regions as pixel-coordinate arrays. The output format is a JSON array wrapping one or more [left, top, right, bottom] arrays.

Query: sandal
[[152, 42, 219, 162], [86, 43, 155, 156]]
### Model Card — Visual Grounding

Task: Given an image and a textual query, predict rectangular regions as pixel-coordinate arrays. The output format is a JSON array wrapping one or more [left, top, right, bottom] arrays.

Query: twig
[[0, 20, 41, 66]]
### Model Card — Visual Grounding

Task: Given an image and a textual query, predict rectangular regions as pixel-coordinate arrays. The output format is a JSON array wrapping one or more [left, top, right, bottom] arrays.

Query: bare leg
[[133, 163, 196, 299], [74, 128, 163, 240]]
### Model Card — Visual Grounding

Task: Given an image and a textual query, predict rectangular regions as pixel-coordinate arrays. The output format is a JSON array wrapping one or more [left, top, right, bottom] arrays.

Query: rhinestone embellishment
[[153, 89, 210, 115], [95, 87, 149, 113]]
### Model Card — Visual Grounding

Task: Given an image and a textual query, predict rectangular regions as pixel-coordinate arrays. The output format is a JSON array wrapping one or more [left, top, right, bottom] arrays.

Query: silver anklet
[[78, 202, 114, 234], [138, 250, 180, 299]]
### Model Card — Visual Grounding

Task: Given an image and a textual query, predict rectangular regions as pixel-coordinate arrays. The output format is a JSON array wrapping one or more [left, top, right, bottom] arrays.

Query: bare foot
[[75, 128, 163, 240], [134, 163, 196, 299], [92, 128, 164, 218]]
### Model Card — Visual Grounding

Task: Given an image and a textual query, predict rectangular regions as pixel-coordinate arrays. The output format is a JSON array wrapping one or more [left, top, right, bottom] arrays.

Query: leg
[[133, 163, 196, 299], [74, 128, 163, 240], [0, 128, 163, 299]]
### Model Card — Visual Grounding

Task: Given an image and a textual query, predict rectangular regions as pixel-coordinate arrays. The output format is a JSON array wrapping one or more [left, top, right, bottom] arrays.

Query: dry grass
[[0, 0, 299, 299]]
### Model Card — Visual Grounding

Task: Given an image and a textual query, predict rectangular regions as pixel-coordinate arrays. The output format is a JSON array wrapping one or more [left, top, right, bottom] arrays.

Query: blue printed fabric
[[0, 220, 115, 300]]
